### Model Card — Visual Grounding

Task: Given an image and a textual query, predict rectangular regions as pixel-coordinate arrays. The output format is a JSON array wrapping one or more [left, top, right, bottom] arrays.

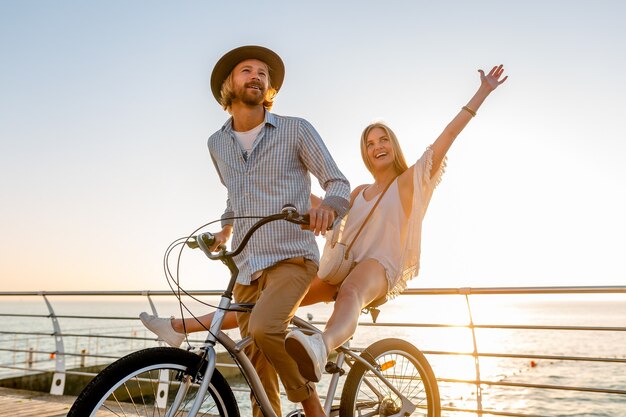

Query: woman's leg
[[168, 277, 337, 334], [321, 259, 388, 351], [284, 260, 388, 382], [170, 310, 239, 333], [301, 277, 338, 305]]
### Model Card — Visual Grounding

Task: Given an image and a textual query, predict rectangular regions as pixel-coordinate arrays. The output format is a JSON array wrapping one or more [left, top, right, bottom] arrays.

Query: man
[[207, 45, 350, 417]]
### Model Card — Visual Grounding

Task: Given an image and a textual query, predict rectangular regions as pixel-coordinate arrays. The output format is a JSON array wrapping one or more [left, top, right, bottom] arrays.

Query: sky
[[1, 1, 625, 292]]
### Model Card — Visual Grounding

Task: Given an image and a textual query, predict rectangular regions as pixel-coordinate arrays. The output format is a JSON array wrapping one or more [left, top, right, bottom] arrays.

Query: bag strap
[[330, 184, 367, 247], [335, 180, 394, 259]]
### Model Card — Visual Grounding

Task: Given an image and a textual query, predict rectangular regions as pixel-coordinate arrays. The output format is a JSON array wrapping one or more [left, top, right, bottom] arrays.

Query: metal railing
[[0, 286, 625, 417]]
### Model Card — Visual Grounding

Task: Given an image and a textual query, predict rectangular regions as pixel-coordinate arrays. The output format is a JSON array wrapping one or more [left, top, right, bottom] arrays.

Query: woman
[[141, 65, 508, 383]]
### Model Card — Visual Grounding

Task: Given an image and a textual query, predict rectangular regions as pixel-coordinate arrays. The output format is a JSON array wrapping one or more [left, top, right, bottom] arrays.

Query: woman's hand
[[428, 64, 508, 181], [479, 64, 508, 92]]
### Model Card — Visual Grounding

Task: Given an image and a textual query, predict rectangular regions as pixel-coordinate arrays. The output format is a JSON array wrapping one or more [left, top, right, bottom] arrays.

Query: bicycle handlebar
[[187, 204, 311, 261]]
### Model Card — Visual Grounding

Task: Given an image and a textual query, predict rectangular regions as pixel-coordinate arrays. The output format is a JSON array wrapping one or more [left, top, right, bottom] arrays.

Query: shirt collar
[[221, 111, 278, 134]]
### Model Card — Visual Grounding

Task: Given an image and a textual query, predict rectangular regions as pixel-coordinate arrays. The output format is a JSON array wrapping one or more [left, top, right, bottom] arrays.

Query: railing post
[[27, 347, 34, 368], [144, 291, 165, 347], [12, 335, 17, 367], [461, 288, 483, 416], [42, 294, 66, 395], [143, 291, 159, 316], [80, 349, 88, 368]]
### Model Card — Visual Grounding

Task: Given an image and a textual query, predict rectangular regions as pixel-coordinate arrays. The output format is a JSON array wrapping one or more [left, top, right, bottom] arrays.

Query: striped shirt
[[208, 111, 350, 284]]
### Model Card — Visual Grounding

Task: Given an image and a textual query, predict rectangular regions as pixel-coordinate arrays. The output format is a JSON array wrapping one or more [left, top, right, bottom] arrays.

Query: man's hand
[[210, 225, 232, 251], [306, 204, 336, 236]]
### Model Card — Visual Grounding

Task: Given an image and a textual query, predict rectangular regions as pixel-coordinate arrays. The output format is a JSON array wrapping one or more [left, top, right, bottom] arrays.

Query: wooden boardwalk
[[0, 387, 75, 416]]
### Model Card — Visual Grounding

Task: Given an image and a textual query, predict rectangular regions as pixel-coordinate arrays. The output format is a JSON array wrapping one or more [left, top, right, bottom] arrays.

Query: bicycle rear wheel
[[340, 338, 440, 417], [68, 346, 240, 417]]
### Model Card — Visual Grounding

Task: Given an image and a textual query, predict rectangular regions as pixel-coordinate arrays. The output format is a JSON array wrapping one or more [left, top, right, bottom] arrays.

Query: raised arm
[[430, 65, 508, 178]]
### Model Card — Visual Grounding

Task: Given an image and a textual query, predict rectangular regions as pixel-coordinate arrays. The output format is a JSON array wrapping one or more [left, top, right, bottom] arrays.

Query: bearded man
[[207, 45, 350, 417]]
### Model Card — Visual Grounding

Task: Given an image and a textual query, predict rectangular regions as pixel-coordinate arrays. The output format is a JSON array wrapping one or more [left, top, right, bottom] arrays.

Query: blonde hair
[[219, 66, 277, 113], [360, 122, 409, 176]]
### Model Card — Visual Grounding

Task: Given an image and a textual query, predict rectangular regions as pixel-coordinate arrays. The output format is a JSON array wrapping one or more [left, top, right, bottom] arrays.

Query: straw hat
[[210, 45, 285, 104]]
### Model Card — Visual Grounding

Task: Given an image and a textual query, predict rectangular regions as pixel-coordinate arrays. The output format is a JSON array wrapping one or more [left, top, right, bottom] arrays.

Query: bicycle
[[68, 205, 441, 417]]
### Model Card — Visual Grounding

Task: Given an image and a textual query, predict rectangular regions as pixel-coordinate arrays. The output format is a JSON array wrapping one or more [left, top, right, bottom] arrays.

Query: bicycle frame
[[180, 294, 416, 417], [181, 209, 417, 417]]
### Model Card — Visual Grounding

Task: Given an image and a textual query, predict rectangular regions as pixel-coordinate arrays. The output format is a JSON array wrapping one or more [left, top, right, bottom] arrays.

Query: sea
[[1, 293, 625, 417]]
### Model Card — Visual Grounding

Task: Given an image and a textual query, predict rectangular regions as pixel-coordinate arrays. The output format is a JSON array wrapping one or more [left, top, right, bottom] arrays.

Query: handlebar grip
[[283, 213, 311, 226], [198, 233, 216, 247], [285, 212, 334, 230], [195, 232, 216, 256]]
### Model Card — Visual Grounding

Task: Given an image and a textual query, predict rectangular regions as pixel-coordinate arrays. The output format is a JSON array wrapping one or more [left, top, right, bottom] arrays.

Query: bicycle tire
[[68, 346, 240, 417], [339, 338, 440, 417]]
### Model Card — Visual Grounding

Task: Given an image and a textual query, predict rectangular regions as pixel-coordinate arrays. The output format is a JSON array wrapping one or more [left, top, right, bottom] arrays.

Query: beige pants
[[234, 257, 317, 417]]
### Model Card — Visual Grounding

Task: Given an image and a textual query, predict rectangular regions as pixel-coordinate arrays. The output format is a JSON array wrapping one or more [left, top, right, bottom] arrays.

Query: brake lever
[[187, 233, 227, 257]]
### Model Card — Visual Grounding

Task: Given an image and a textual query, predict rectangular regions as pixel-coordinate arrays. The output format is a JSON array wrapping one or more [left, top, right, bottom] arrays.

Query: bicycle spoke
[[361, 372, 385, 400], [101, 402, 125, 416], [356, 407, 380, 417], [111, 394, 127, 416], [134, 374, 150, 417], [147, 370, 163, 417]]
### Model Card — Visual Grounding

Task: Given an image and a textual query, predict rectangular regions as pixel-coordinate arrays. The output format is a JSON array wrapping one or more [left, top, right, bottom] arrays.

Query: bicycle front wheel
[[68, 347, 240, 417], [340, 338, 440, 417]]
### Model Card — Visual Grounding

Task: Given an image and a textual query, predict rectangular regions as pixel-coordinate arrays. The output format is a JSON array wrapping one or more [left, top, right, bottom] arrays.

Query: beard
[[234, 82, 266, 106]]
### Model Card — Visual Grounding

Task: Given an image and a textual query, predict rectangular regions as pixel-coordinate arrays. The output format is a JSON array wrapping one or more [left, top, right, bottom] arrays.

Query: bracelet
[[462, 106, 477, 117]]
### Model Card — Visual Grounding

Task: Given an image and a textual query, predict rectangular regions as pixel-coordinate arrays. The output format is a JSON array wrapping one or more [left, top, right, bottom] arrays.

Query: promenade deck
[[0, 387, 74, 416]]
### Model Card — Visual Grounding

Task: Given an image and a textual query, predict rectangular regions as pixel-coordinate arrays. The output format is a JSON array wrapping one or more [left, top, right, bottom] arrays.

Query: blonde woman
[[286, 64, 507, 383]]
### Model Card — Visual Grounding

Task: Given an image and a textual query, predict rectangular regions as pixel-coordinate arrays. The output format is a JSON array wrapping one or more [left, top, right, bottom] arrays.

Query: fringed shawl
[[387, 146, 446, 299]]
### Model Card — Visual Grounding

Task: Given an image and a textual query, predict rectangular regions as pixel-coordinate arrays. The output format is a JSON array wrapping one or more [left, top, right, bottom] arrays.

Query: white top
[[342, 180, 406, 287], [233, 122, 264, 158], [327, 146, 446, 298]]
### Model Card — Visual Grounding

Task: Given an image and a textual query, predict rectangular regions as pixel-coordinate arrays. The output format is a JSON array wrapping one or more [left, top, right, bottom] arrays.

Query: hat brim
[[210, 45, 285, 105]]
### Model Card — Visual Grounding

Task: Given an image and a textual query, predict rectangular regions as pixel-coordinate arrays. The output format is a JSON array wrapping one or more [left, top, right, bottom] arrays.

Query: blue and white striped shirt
[[208, 112, 350, 284]]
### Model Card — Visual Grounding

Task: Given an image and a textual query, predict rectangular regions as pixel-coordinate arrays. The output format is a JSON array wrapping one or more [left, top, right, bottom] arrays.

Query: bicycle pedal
[[324, 361, 345, 375]]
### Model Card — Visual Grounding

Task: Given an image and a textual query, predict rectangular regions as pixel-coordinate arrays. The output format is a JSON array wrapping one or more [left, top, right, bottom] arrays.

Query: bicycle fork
[[165, 346, 217, 417], [174, 294, 231, 417]]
